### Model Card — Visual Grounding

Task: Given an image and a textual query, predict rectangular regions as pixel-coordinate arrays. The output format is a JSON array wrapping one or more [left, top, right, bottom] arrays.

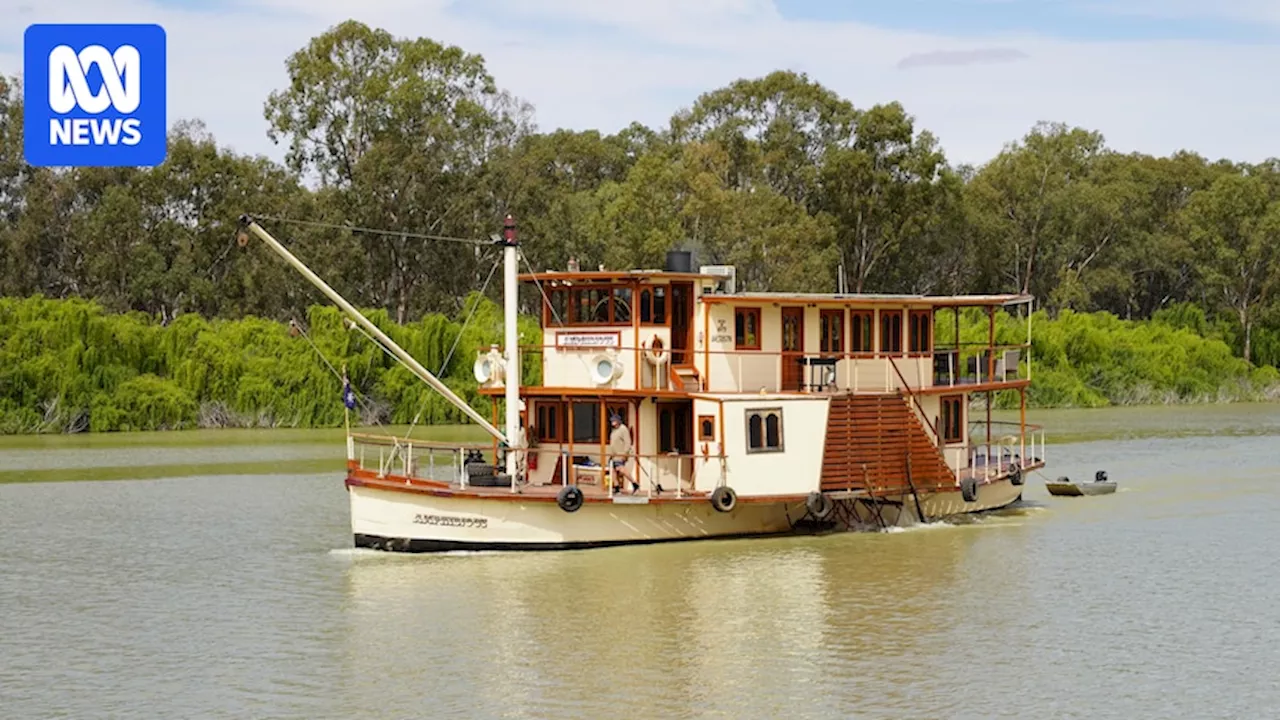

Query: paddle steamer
[[239, 214, 1046, 552]]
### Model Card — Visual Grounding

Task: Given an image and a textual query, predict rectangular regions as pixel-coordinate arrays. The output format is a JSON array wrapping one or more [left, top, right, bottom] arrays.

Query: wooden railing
[[514, 342, 1032, 395]]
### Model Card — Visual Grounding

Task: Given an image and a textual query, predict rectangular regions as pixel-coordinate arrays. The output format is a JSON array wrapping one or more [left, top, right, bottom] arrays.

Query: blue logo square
[[23, 23, 167, 167]]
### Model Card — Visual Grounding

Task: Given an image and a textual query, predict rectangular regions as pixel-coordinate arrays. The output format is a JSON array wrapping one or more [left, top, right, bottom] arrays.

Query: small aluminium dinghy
[[1045, 471, 1116, 497]]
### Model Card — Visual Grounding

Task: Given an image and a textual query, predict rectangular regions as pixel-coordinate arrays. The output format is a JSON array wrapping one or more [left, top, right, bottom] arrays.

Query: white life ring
[[644, 335, 667, 365]]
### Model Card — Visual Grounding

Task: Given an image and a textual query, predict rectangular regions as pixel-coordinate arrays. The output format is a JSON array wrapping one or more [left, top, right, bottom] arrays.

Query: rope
[[289, 318, 377, 418], [438, 256, 501, 376], [250, 213, 490, 247], [401, 254, 502, 440]]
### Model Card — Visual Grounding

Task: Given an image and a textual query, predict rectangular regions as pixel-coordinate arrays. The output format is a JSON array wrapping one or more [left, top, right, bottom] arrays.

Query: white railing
[[350, 433, 727, 498], [967, 426, 1045, 480], [350, 433, 483, 486], [548, 449, 727, 500]]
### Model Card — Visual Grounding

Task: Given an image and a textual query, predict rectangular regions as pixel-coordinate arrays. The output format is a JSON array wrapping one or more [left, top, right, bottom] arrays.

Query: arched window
[[745, 408, 783, 453]]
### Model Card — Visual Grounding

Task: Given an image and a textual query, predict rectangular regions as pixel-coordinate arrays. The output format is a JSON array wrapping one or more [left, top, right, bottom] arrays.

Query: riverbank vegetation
[[3, 19, 1280, 432], [2, 295, 1274, 434]]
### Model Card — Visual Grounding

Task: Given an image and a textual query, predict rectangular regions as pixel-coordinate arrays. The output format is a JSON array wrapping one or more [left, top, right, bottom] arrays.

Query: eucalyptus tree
[[264, 20, 534, 322]]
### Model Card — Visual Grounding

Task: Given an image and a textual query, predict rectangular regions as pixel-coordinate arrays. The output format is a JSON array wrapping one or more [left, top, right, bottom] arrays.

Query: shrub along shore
[[1, 295, 1276, 434]]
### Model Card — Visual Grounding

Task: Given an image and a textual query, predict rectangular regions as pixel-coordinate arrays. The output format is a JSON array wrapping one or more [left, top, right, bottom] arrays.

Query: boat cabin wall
[[706, 396, 829, 497], [914, 393, 971, 473], [538, 325, 670, 391], [701, 303, 935, 394], [534, 278, 696, 392]]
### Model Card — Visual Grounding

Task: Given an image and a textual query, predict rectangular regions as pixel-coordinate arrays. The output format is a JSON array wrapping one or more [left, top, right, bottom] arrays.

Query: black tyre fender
[[557, 485, 584, 513], [806, 491, 834, 519], [710, 486, 737, 513], [1009, 467, 1024, 487], [961, 477, 979, 503]]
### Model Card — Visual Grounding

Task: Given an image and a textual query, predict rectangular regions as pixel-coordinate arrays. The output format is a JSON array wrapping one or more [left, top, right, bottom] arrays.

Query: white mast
[[237, 215, 509, 444], [499, 214, 521, 482]]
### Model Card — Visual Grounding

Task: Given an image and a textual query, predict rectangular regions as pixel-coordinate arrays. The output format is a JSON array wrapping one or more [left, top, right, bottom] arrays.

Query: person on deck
[[608, 412, 637, 494]]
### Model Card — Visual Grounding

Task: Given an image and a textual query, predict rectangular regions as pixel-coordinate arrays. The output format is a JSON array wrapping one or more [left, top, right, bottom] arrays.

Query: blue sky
[[2, 0, 1278, 167], [774, 0, 1278, 42]]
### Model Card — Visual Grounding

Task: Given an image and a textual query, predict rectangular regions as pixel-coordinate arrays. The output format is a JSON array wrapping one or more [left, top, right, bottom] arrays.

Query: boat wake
[[883, 520, 956, 533]]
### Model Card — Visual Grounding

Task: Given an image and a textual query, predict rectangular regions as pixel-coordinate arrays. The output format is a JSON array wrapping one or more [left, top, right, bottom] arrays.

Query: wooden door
[[670, 282, 692, 366], [781, 306, 804, 391]]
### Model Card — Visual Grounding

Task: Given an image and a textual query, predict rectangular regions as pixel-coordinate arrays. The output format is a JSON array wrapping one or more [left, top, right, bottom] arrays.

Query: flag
[[342, 378, 357, 410]]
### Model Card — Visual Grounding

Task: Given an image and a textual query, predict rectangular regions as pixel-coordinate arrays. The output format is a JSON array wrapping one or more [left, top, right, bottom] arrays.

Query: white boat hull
[[917, 476, 1026, 520], [347, 473, 1027, 552], [349, 484, 808, 552]]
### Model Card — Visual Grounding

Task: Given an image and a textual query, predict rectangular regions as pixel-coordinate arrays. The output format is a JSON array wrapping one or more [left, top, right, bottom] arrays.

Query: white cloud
[[0, 0, 1276, 168]]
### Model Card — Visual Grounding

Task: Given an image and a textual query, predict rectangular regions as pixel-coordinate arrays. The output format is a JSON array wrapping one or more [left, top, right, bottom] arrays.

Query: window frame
[[734, 307, 763, 351], [745, 407, 784, 454], [940, 394, 964, 445], [849, 309, 873, 355], [698, 414, 716, 441], [534, 400, 565, 443], [819, 308, 844, 354], [879, 309, 903, 355], [908, 309, 933, 357], [637, 284, 668, 326]]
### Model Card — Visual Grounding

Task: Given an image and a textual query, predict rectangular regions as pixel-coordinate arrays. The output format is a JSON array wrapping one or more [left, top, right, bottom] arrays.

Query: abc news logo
[[24, 24, 167, 167], [48, 44, 143, 147]]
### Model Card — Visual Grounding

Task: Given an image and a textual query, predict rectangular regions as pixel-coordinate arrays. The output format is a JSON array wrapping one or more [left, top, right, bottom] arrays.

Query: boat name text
[[413, 513, 488, 529], [555, 331, 621, 350]]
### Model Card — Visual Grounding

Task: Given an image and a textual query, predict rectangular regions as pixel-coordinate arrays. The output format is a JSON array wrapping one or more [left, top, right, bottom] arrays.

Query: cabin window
[[698, 415, 715, 441], [637, 285, 667, 325], [547, 283, 657, 326], [544, 291, 570, 327], [850, 310, 873, 354], [535, 401, 565, 442], [746, 408, 784, 453], [612, 287, 632, 324], [735, 307, 762, 350], [941, 395, 963, 444], [820, 309, 844, 354], [908, 310, 933, 355], [879, 310, 903, 355], [658, 405, 692, 454], [571, 401, 601, 443]]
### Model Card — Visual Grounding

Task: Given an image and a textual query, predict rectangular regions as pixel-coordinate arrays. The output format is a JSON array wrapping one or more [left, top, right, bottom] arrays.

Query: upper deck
[[482, 259, 1034, 398]]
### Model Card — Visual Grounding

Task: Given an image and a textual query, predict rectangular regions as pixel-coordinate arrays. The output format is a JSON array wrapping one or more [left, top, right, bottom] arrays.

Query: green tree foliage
[[2, 19, 1280, 432], [264, 20, 534, 322]]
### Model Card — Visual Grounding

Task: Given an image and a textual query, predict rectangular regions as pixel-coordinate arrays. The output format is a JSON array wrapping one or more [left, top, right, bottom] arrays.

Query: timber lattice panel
[[820, 393, 954, 495]]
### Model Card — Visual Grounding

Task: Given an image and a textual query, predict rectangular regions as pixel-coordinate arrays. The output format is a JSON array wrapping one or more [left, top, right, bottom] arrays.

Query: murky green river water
[[2, 404, 1279, 719]]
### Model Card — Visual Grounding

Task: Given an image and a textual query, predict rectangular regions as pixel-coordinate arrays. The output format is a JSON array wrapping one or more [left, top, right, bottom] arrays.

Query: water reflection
[[336, 513, 1033, 719]]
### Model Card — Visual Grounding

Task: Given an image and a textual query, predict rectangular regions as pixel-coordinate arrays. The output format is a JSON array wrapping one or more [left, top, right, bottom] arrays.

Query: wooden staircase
[[671, 365, 701, 392], [820, 393, 955, 496]]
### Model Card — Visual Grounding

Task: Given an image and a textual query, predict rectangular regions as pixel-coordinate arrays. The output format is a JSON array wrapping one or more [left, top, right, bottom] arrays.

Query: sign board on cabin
[[555, 331, 621, 350]]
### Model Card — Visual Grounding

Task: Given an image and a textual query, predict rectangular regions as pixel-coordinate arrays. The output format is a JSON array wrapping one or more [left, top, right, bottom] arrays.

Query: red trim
[[345, 467, 811, 505]]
